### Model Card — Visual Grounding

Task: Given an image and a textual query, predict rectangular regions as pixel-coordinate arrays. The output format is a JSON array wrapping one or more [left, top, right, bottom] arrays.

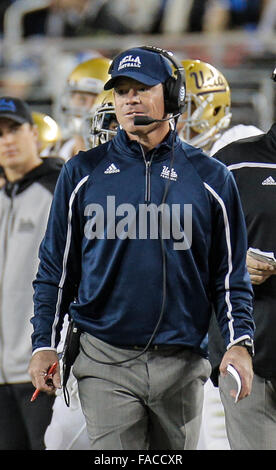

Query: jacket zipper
[[145, 161, 151, 203], [140, 145, 155, 203]]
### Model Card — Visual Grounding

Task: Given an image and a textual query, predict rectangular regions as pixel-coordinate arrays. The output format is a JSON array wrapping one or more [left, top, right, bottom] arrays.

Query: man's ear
[[32, 124, 39, 140], [31, 124, 40, 151]]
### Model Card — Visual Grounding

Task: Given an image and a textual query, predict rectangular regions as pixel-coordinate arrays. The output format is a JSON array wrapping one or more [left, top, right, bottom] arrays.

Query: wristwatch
[[234, 338, 255, 357]]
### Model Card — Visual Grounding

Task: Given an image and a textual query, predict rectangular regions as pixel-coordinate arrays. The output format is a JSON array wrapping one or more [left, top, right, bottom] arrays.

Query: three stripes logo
[[262, 176, 276, 186], [104, 163, 120, 174]]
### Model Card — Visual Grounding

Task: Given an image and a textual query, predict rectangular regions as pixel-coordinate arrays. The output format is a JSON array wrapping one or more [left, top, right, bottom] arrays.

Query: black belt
[[114, 344, 185, 351]]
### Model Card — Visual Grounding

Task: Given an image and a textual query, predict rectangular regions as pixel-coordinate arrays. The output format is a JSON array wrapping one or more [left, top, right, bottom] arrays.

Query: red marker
[[30, 361, 58, 402]]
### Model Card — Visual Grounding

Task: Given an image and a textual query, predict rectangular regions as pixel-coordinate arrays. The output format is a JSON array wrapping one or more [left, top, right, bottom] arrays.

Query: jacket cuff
[[226, 334, 252, 350], [32, 346, 57, 356]]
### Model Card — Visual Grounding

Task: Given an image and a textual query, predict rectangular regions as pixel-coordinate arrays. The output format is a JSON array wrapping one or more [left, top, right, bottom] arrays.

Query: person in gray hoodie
[[0, 96, 63, 449]]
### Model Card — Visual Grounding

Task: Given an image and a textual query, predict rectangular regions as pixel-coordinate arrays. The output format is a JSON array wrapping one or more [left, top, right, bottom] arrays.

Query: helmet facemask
[[91, 103, 118, 147], [83, 90, 118, 149]]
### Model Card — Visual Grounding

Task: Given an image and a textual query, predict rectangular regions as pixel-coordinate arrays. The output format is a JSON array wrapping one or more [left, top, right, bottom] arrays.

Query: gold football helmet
[[83, 89, 118, 149], [60, 57, 112, 137], [66, 57, 112, 96], [178, 59, 231, 151], [32, 111, 62, 155]]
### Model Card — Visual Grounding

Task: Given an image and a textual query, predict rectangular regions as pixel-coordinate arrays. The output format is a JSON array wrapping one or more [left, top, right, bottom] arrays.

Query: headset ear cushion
[[163, 77, 178, 114]]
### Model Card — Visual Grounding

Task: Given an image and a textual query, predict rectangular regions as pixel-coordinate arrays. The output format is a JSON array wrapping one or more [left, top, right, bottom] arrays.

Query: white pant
[[45, 315, 90, 450], [44, 374, 90, 450], [197, 379, 230, 450]]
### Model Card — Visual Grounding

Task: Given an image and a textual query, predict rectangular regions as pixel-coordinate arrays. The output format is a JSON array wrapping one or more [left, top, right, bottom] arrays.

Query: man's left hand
[[219, 346, 253, 402]]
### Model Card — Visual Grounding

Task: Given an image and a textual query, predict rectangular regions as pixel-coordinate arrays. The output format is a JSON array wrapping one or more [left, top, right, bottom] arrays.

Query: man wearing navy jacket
[[28, 46, 255, 450]]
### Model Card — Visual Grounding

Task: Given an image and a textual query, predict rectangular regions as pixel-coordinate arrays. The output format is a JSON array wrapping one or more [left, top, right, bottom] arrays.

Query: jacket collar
[[4, 156, 63, 198], [112, 127, 181, 161]]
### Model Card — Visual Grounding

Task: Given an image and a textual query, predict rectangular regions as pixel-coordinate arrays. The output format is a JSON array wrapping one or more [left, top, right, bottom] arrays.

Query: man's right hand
[[28, 350, 61, 395]]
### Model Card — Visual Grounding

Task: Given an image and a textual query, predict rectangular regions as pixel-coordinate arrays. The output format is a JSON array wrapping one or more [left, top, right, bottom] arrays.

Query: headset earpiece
[[163, 75, 184, 114]]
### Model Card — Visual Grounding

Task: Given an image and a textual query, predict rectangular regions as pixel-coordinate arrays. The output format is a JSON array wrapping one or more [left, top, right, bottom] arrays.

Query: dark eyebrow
[[0, 120, 22, 132], [10, 122, 21, 130]]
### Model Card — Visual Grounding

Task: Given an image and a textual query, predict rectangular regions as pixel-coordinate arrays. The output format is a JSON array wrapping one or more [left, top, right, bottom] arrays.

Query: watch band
[[234, 339, 254, 357]]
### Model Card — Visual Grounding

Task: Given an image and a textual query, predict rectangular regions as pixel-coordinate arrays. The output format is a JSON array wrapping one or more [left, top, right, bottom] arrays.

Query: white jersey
[[210, 124, 264, 156], [58, 138, 76, 161]]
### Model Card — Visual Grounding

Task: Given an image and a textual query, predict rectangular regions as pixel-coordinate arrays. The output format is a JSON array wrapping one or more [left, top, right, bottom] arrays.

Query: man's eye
[[115, 89, 126, 95], [0, 127, 19, 137]]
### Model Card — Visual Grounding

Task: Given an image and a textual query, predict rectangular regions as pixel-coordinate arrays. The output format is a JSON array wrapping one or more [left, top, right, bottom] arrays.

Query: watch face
[[244, 340, 254, 356]]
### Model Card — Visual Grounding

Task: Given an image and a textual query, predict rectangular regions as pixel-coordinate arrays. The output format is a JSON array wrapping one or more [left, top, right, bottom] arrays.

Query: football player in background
[[177, 59, 232, 154], [178, 59, 263, 157], [57, 56, 111, 160]]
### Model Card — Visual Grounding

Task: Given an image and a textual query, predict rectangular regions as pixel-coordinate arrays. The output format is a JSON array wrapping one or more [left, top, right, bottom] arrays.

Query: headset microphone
[[134, 113, 180, 126]]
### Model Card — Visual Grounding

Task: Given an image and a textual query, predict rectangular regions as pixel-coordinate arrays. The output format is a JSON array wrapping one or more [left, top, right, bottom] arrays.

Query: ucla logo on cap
[[0, 98, 16, 112], [118, 55, 141, 71]]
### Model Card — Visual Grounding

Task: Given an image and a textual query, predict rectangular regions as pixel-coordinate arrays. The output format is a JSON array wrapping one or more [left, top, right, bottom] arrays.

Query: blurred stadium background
[[0, 0, 275, 133]]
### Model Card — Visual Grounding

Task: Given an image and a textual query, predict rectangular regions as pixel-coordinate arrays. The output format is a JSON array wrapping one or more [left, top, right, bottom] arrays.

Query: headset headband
[[139, 45, 184, 76], [138, 46, 186, 114]]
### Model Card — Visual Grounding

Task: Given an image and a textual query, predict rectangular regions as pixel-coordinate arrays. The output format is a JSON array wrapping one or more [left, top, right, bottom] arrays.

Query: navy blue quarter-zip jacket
[[31, 129, 254, 356]]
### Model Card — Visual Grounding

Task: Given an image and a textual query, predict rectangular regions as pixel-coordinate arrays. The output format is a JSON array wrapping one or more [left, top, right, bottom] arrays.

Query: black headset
[[108, 45, 186, 115]]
